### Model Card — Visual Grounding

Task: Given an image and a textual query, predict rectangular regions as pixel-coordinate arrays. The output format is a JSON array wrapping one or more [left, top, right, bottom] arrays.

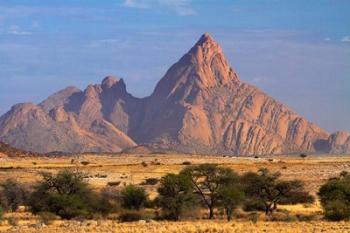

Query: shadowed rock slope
[[0, 33, 348, 155], [0, 141, 39, 157]]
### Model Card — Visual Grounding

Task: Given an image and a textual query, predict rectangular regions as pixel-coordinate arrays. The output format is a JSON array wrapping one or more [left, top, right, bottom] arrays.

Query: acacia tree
[[157, 173, 196, 220], [242, 168, 311, 215], [180, 164, 240, 219], [217, 186, 244, 221], [28, 169, 96, 219]]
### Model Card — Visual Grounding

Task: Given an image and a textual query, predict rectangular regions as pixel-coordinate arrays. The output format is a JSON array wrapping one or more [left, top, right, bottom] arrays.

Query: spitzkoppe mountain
[[0, 33, 349, 155]]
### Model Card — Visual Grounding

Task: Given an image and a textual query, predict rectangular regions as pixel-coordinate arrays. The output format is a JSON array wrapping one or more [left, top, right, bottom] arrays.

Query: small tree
[[242, 168, 311, 216], [157, 173, 196, 220], [180, 164, 239, 219], [318, 172, 350, 221], [217, 186, 244, 221], [28, 169, 95, 219], [0, 179, 28, 211], [121, 185, 148, 211]]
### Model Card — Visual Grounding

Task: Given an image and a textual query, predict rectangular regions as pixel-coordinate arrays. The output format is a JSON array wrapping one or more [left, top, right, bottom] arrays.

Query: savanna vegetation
[[0, 162, 348, 226]]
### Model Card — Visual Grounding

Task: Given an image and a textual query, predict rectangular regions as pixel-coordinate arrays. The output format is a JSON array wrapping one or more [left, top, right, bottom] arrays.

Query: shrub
[[118, 209, 156, 222], [248, 212, 259, 223], [243, 199, 265, 211], [318, 172, 350, 221], [81, 161, 90, 166], [0, 179, 28, 211], [27, 170, 100, 219], [279, 191, 315, 205], [141, 161, 148, 167], [118, 210, 142, 222], [38, 211, 59, 225], [182, 161, 192, 165], [300, 153, 307, 159], [107, 181, 121, 187], [141, 178, 159, 186], [121, 185, 148, 210]]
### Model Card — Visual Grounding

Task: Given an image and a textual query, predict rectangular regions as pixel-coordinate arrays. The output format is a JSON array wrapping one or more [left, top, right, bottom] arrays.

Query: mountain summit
[[0, 33, 348, 155], [152, 33, 239, 101]]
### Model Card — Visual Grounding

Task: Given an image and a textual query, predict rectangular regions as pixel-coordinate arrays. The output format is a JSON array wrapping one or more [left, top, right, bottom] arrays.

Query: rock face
[[0, 77, 137, 153], [0, 33, 348, 155], [0, 141, 38, 157], [327, 132, 350, 154]]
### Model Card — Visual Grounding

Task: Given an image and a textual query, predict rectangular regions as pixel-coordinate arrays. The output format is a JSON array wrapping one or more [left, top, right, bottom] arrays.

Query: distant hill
[[0, 141, 39, 157], [0, 33, 349, 155]]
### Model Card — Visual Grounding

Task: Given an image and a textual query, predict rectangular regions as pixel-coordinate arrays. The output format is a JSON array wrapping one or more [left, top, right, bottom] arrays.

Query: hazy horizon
[[0, 0, 349, 133]]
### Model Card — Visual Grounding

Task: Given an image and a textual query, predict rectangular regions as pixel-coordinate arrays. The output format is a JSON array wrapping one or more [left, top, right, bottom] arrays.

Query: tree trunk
[[226, 208, 232, 221], [209, 206, 214, 219], [265, 207, 269, 215]]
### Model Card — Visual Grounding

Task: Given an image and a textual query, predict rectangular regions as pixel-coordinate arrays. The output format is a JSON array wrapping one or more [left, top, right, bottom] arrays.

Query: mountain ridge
[[0, 33, 348, 155]]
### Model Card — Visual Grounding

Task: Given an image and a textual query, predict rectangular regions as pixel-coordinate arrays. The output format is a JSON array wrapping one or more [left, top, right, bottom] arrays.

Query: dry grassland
[[0, 153, 349, 232]]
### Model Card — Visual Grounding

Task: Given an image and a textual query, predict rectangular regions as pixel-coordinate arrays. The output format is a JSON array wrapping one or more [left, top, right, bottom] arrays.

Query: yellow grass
[[1, 219, 350, 233], [0, 153, 349, 232]]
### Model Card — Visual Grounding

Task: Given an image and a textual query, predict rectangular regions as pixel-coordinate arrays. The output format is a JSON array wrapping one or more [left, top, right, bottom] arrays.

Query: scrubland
[[0, 153, 349, 232]]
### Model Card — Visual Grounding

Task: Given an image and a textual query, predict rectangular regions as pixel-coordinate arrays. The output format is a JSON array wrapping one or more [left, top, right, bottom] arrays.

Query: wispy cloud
[[123, 0, 196, 16], [341, 36, 350, 42], [7, 25, 32, 35], [124, 0, 150, 9]]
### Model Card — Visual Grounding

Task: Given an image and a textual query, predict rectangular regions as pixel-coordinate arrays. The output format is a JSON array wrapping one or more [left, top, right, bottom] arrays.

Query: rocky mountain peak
[[102, 75, 120, 89], [190, 32, 223, 63], [0, 33, 348, 155], [152, 33, 240, 101]]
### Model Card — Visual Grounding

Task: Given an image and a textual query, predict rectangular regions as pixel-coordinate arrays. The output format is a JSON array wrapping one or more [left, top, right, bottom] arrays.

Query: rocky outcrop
[[134, 33, 330, 155], [0, 79, 137, 153], [0, 33, 348, 155], [327, 131, 350, 154]]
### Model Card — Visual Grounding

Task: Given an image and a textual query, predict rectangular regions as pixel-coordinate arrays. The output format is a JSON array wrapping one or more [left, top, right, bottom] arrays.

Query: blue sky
[[0, 0, 349, 132]]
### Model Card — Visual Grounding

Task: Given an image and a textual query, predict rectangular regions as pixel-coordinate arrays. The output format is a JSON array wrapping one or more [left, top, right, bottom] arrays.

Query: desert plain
[[0, 153, 349, 232]]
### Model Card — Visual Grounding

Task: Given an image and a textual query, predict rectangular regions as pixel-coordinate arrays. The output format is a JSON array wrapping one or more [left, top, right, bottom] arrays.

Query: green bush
[[279, 191, 315, 205], [118, 210, 142, 222], [324, 200, 350, 221], [107, 181, 121, 187], [0, 179, 28, 211], [27, 170, 108, 219], [318, 172, 350, 221], [38, 211, 59, 225], [141, 178, 159, 186], [243, 199, 266, 212], [121, 185, 148, 210], [247, 212, 259, 223]]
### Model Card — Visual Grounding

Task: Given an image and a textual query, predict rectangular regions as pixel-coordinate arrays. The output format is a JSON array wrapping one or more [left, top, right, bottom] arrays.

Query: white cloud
[[124, 0, 151, 8], [7, 25, 32, 36], [324, 37, 331, 41], [341, 36, 350, 42], [123, 0, 196, 16]]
